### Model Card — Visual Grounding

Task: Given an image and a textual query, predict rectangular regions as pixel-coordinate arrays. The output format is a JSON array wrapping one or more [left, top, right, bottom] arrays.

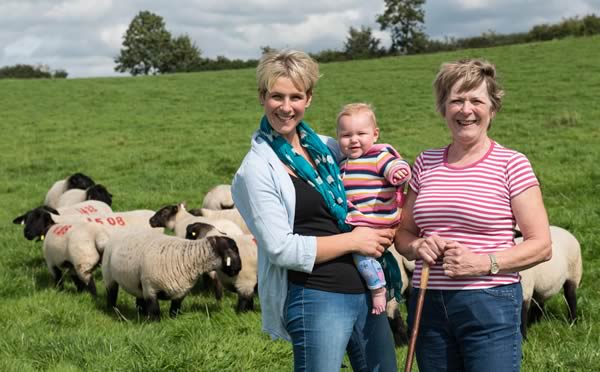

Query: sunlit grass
[[1, 36, 599, 371]]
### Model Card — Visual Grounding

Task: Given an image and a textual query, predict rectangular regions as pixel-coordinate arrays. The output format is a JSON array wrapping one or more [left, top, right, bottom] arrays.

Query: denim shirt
[[231, 130, 341, 341]]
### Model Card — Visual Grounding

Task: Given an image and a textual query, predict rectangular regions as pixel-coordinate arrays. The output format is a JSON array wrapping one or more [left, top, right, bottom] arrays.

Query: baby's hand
[[391, 168, 409, 185]]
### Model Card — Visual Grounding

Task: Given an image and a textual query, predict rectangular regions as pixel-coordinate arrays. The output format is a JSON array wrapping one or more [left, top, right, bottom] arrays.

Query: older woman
[[395, 59, 551, 371], [231, 50, 397, 371]]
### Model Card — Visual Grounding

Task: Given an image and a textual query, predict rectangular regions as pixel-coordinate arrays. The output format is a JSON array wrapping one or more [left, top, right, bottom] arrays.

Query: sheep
[[13, 200, 113, 241], [188, 207, 251, 235], [201, 184, 234, 210], [42, 222, 109, 296], [102, 230, 242, 320], [57, 184, 113, 208], [517, 225, 583, 339], [149, 203, 243, 237], [186, 222, 258, 312], [44, 173, 95, 209]]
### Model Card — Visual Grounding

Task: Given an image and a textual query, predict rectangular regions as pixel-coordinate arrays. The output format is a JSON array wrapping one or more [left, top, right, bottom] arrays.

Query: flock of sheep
[[13, 173, 257, 321], [12, 172, 583, 344]]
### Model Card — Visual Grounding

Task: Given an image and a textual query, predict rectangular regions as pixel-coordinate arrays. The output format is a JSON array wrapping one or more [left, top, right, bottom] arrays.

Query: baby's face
[[337, 111, 379, 159]]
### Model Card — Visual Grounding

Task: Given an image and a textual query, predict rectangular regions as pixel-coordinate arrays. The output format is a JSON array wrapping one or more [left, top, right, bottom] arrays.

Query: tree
[[160, 35, 203, 73], [344, 26, 385, 59], [377, 0, 427, 54], [114, 11, 172, 76]]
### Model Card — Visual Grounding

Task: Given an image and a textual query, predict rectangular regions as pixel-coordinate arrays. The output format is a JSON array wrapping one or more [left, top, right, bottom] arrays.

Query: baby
[[337, 103, 411, 314]]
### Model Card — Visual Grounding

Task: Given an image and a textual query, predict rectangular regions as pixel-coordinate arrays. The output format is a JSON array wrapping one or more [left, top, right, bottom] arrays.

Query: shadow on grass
[[92, 291, 225, 323]]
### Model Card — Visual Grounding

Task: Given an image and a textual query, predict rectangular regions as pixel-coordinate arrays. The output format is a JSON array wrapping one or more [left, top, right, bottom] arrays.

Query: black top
[[287, 174, 366, 293]]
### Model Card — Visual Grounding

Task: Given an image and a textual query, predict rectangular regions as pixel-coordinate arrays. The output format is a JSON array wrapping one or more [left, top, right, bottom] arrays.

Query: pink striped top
[[341, 144, 411, 227], [410, 141, 539, 290]]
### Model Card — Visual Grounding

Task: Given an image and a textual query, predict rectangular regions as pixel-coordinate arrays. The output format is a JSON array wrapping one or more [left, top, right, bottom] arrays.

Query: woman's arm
[[495, 185, 552, 272], [315, 227, 393, 264], [233, 152, 393, 272]]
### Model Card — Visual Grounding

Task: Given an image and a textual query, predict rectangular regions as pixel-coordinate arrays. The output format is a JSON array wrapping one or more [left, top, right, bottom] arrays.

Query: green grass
[[2, 36, 599, 371]]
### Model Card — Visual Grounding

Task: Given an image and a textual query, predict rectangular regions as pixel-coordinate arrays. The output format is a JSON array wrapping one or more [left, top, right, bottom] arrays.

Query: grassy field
[[1, 35, 599, 371]]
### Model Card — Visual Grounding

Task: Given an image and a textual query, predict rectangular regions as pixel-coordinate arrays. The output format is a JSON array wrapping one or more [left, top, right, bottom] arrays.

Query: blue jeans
[[407, 283, 522, 372], [285, 282, 397, 372]]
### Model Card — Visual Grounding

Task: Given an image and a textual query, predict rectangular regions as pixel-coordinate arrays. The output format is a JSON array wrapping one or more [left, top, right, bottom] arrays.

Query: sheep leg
[[50, 266, 65, 290], [146, 297, 161, 321], [71, 273, 87, 292], [236, 295, 254, 312], [521, 300, 530, 340], [169, 298, 184, 318], [136, 298, 148, 316], [529, 298, 544, 324], [86, 277, 97, 297], [387, 308, 409, 347], [106, 283, 119, 310], [564, 280, 578, 323], [202, 272, 223, 301]]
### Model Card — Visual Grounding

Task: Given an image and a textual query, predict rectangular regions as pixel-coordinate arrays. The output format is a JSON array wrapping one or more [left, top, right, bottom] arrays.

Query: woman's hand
[[409, 234, 447, 266], [351, 227, 394, 258], [442, 241, 489, 277]]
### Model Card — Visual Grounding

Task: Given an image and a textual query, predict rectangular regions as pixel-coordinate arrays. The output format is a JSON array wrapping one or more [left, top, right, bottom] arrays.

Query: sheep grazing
[[44, 173, 95, 209], [13, 200, 113, 241], [188, 207, 250, 235], [102, 230, 242, 320], [57, 184, 113, 208], [201, 184, 234, 210], [42, 222, 109, 296], [517, 225, 583, 339], [186, 222, 258, 312], [149, 203, 243, 237]]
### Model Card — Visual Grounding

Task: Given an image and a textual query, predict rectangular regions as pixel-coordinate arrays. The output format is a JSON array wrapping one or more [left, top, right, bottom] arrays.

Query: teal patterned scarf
[[258, 115, 350, 232], [258, 115, 402, 302]]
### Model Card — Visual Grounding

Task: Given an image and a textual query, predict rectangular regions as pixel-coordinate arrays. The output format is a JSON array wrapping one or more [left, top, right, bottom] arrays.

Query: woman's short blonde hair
[[336, 103, 377, 129], [433, 59, 504, 116], [256, 49, 320, 98]]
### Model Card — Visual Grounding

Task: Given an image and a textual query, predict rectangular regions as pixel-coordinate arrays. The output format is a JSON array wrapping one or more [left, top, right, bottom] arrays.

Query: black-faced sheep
[[102, 230, 242, 320], [201, 184, 234, 210], [186, 222, 258, 312], [13, 201, 113, 241], [44, 173, 95, 209], [149, 203, 243, 237], [517, 225, 583, 339], [188, 207, 250, 234], [57, 184, 113, 208], [42, 222, 109, 296]]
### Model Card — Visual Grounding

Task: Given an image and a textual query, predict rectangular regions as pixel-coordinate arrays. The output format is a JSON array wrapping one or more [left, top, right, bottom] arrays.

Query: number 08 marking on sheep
[[86, 217, 126, 226]]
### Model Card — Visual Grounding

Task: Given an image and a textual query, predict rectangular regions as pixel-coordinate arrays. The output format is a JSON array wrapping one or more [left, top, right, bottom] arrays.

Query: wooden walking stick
[[404, 262, 430, 372]]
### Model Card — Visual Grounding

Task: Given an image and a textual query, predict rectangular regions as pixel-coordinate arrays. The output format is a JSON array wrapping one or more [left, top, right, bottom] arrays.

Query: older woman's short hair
[[336, 103, 378, 128], [256, 49, 320, 99], [433, 59, 505, 116]]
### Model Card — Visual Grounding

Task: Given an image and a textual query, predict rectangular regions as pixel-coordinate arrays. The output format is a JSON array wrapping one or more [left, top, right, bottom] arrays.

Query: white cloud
[[100, 24, 128, 50], [4, 36, 43, 58], [45, 0, 113, 20], [1, 0, 599, 78]]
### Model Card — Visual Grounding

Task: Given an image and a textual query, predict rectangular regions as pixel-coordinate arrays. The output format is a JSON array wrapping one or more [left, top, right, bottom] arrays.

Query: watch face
[[491, 263, 500, 275]]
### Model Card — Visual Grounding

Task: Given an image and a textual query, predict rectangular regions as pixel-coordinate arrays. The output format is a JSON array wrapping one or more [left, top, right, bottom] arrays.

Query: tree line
[[115, 4, 600, 76], [0, 64, 68, 79], [3, 0, 600, 79]]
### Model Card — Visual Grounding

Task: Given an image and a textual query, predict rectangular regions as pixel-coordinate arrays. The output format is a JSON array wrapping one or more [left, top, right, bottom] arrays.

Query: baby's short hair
[[336, 103, 377, 128]]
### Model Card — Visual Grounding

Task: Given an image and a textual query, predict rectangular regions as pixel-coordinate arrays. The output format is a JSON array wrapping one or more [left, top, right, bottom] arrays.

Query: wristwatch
[[488, 253, 500, 275]]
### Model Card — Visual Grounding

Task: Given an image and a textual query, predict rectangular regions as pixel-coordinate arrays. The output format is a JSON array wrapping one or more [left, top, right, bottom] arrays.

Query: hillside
[[1, 36, 598, 371]]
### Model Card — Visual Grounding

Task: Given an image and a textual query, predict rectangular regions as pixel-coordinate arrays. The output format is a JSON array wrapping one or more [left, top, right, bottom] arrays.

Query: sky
[[1, 0, 599, 78]]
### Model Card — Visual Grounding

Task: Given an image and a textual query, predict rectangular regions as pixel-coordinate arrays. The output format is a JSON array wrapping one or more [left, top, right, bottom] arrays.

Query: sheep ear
[[179, 202, 187, 211], [13, 215, 26, 225]]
